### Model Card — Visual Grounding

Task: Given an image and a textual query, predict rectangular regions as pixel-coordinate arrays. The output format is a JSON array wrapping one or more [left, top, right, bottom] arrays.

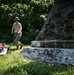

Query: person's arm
[[18, 23, 22, 33], [18, 28, 22, 33]]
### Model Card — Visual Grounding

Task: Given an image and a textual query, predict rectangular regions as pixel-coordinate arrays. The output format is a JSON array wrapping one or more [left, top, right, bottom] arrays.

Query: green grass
[[0, 46, 74, 75]]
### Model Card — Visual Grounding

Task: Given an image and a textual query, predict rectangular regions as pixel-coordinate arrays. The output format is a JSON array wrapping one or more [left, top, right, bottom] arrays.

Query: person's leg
[[18, 33, 24, 49], [15, 33, 23, 49], [18, 41, 24, 49], [14, 33, 18, 49]]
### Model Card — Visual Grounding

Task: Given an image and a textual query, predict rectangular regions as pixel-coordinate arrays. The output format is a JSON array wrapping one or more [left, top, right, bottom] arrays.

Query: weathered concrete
[[20, 47, 74, 64], [36, 0, 74, 41], [31, 40, 74, 48], [20, 0, 74, 64]]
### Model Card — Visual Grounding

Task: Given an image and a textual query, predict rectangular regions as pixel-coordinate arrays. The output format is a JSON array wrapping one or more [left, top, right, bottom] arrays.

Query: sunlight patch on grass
[[0, 45, 31, 74]]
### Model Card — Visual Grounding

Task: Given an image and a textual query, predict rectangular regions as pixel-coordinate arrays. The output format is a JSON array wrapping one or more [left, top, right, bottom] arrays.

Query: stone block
[[20, 47, 74, 64]]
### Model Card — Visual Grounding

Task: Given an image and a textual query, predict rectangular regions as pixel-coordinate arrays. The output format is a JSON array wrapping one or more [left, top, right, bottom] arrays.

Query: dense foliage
[[0, 0, 54, 44]]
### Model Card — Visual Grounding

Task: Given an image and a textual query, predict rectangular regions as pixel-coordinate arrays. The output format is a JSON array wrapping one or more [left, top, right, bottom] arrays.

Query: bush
[[0, 0, 54, 44]]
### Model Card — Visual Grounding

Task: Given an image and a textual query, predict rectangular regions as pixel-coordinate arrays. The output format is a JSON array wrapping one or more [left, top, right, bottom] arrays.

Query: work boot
[[15, 45, 19, 50], [20, 44, 24, 49]]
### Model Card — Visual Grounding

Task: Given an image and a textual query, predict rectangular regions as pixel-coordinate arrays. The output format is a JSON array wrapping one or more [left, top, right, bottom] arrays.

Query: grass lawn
[[0, 45, 74, 75]]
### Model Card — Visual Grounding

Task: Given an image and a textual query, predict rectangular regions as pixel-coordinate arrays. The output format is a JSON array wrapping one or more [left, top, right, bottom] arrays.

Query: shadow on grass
[[9, 45, 25, 51], [10, 48, 18, 51], [3, 61, 74, 75]]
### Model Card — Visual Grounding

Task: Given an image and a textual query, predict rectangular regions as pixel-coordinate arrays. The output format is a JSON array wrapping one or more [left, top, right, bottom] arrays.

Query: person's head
[[14, 17, 20, 24]]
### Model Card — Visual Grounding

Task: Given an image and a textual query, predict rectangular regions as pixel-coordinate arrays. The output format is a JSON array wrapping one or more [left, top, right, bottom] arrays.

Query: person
[[11, 17, 23, 49]]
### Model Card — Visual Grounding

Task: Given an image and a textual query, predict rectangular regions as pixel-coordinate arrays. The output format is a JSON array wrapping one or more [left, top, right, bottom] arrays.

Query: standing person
[[11, 17, 23, 50]]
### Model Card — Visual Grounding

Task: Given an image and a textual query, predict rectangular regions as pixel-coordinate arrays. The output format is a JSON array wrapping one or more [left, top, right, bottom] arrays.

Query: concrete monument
[[20, 0, 74, 64]]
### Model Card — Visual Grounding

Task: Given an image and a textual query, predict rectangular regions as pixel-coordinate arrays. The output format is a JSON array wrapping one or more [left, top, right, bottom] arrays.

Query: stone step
[[31, 40, 74, 48]]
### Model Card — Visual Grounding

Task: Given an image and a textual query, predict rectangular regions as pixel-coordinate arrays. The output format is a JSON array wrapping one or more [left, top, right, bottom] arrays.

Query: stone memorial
[[20, 0, 74, 64]]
